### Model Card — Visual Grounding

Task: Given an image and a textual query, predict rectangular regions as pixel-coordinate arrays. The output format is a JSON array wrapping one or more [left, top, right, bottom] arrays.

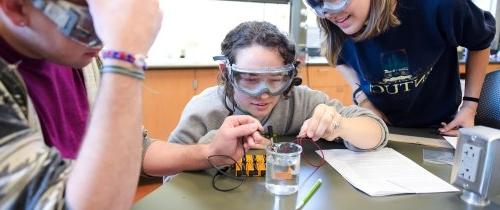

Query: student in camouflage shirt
[[1, 1, 266, 209], [0, 0, 163, 209]]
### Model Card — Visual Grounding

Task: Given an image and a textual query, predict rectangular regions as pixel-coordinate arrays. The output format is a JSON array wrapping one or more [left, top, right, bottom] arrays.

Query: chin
[[71, 58, 94, 69], [253, 111, 271, 120], [345, 25, 365, 35], [341, 27, 358, 35], [68, 61, 91, 69], [48, 55, 92, 68]]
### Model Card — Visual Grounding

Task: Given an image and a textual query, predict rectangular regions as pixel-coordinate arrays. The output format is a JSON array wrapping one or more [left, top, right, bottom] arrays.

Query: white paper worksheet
[[318, 148, 459, 196]]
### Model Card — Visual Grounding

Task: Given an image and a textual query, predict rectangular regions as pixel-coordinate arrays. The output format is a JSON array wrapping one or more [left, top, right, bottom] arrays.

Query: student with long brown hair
[[304, 0, 495, 136], [142, 21, 389, 179]]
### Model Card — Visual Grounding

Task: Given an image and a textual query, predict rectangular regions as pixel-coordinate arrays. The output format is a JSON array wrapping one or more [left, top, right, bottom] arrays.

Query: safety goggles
[[32, 0, 102, 47], [229, 64, 296, 97], [302, 0, 351, 18]]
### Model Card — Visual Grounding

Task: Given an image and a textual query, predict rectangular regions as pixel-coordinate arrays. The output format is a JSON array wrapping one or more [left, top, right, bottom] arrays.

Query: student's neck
[[0, 26, 43, 59]]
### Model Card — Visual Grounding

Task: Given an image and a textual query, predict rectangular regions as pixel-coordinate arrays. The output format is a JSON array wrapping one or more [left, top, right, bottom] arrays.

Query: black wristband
[[463, 96, 480, 103], [353, 87, 363, 105]]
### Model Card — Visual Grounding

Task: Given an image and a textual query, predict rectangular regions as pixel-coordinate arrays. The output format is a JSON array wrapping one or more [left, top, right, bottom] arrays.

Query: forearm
[[336, 64, 361, 91], [337, 116, 383, 150], [67, 71, 143, 209], [463, 48, 489, 110], [142, 141, 213, 177], [337, 65, 370, 106]]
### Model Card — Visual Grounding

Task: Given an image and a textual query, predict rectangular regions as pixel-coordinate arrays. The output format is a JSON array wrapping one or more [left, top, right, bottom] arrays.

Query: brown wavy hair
[[219, 21, 298, 114], [318, 0, 400, 65]]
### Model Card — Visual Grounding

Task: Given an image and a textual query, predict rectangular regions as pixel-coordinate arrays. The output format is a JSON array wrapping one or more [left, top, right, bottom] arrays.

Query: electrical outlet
[[451, 126, 500, 206], [458, 143, 482, 182]]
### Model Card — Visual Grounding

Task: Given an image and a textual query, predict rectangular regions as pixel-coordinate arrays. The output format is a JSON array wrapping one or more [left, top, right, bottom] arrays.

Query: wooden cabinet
[[194, 68, 219, 94], [487, 64, 500, 73], [297, 66, 309, 86], [143, 68, 219, 139], [459, 63, 500, 75], [143, 69, 196, 139], [306, 65, 353, 105]]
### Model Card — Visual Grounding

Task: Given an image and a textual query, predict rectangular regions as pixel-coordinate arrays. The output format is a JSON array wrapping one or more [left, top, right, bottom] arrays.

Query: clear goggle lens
[[230, 64, 296, 97], [303, 0, 351, 17], [32, 0, 102, 48]]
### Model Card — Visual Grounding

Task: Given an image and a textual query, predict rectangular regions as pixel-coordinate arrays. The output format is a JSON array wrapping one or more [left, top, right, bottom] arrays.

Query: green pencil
[[296, 179, 322, 210]]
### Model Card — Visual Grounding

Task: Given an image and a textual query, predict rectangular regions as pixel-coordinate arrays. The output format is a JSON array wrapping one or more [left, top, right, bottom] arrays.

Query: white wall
[[473, 0, 497, 13], [147, 0, 290, 65]]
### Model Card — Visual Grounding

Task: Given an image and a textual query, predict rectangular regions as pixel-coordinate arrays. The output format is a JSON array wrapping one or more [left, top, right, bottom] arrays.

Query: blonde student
[[304, 0, 495, 136]]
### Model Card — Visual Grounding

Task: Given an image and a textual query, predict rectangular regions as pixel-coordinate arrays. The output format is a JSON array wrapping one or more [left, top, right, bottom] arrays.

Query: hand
[[246, 132, 271, 149], [87, 0, 162, 54], [209, 115, 263, 164], [439, 103, 476, 136], [297, 104, 341, 141]]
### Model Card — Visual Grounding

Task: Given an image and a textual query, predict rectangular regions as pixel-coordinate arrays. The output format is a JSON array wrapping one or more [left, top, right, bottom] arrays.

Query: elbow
[[360, 121, 388, 150], [142, 143, 181, 177], [370, 122, 388, 150], [142, 152, 172, 177], [358, 137, 382, 150], [142, 161, 176, 177]]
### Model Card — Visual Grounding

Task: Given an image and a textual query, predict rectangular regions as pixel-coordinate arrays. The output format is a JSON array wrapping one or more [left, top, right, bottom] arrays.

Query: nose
[[324, 11, 339, 20], [259, 92, 271, 99]]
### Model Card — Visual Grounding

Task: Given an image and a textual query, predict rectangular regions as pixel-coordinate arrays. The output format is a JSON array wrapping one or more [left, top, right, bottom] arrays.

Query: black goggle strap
[[213, 55, 233, 79], [213, 55, 238, 115]]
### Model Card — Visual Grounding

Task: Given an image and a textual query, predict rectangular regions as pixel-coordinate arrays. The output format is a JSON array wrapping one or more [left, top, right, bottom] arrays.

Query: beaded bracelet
[[101, 50, 147, 70], [352, 87, 363, 105], [101, 65, 145, 80]]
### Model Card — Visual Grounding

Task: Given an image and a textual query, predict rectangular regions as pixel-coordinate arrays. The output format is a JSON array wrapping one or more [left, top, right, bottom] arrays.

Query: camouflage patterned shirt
[[0, 57, 72, 210]]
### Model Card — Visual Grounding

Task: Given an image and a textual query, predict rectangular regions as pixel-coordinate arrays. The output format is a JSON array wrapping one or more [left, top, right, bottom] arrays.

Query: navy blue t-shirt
[[338, 0, 495, 127]]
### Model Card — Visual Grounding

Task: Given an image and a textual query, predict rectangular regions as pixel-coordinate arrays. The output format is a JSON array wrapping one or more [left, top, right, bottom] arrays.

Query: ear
[[0, 0, 30, 27], [218, 63, 226, 74]]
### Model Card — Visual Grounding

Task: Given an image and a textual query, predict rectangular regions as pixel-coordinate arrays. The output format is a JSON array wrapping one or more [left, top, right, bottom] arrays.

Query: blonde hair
[[318, 0, 400, 65]]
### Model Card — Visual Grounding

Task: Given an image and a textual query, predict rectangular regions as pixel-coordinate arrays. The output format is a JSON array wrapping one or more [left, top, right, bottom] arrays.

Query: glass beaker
[[265, 142, 302, 195]]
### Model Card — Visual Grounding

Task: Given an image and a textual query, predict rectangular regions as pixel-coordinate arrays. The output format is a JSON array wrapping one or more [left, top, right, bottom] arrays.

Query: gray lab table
[[133, 131, 500, 210]]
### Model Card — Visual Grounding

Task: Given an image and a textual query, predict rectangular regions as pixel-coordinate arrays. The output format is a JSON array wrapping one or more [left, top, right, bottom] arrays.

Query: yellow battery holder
[[234, 154, 266, 177]]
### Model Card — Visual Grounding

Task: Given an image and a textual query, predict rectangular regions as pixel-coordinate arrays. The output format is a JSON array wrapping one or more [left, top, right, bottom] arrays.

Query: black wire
[[241, 138, 247, 175], [207, 155, 244, 180], [207, 136, 325, 192], [208, 156, 246, 191], [211, 171, 245, 192], [223, 94, 235, 116], [207, 139, 248, 192]]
